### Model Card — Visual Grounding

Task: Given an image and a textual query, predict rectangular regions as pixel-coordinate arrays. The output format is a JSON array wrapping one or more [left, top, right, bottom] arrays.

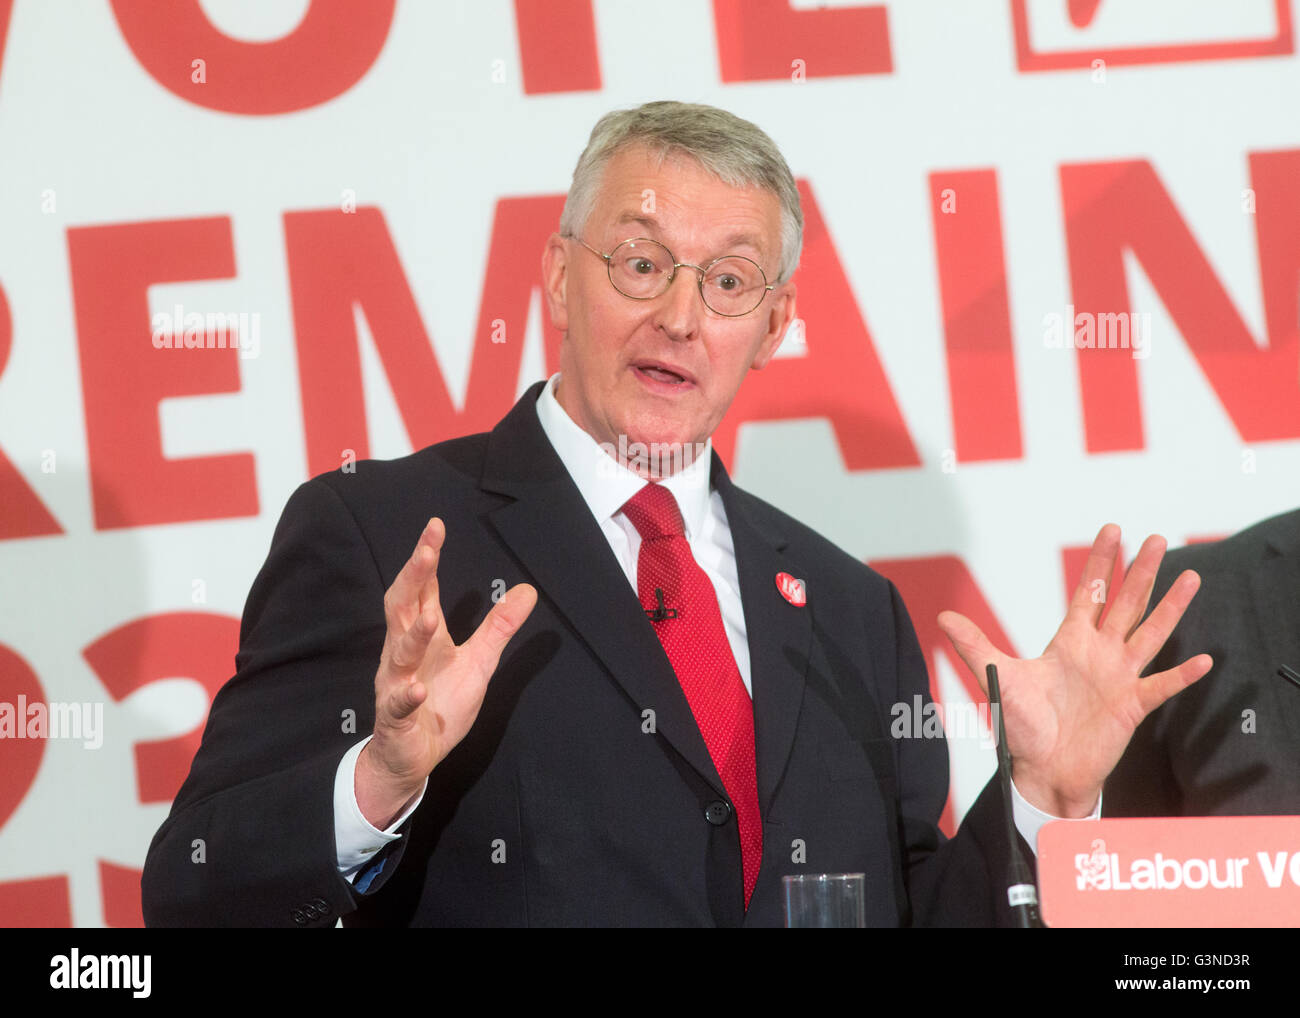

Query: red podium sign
[[1039, 816, 1300, 927]]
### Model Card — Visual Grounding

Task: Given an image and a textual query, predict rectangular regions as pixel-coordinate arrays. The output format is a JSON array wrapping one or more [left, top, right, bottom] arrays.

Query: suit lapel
[[711, 459, 813, 815], [479, 382, 815, 814], [480, 383, 723, 794]]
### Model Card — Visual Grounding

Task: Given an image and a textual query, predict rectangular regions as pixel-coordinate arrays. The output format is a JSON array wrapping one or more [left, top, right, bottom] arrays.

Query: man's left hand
[[937, 523, 1213, 818]]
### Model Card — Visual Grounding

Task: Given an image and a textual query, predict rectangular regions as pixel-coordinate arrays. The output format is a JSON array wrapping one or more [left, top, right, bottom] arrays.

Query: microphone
[[986, 663, 1041, 928], [645, 588, 679, 623]]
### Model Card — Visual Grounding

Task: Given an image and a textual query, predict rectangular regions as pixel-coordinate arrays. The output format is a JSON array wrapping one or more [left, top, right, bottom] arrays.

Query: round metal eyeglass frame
[[568, 235, 776, 317]]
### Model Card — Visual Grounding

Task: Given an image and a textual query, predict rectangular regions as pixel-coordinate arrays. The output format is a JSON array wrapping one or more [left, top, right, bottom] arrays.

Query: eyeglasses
[[568, 236, 775, 317]]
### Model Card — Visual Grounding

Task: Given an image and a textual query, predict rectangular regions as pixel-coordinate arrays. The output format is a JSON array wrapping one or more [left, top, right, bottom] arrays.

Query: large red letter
[[0, 282, 62, 540], [930, 170, 1023, 463], [83, 614, 236, 927], [0, 876, 71, 928], [285, 199, 565, 477], [83, 612, 239, 805], [514, 0, 600, 94], [0, 644, 71, 927], [1062, 153, 1300, 452], [0, 0, 13, 97], [0, 644, 45, 835], [98, 861, 144, 929], [68, 218, 258, 530], [713, 0, 891, 81], [110, 0, 394, 114]]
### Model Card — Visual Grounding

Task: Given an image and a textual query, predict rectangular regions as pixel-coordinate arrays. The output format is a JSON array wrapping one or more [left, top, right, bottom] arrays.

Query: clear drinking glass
[[782, 873, 866, 928]]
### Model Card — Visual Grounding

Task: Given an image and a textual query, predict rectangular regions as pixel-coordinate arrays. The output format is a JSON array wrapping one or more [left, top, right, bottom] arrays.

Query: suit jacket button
[[311, 898, 332, 916], [704, 801, 731, 826], [290, 908, 308, 925]]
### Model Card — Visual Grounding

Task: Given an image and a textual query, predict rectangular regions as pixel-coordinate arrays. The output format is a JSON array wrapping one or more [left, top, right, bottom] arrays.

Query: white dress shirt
[[334, 373, 1094, 883]]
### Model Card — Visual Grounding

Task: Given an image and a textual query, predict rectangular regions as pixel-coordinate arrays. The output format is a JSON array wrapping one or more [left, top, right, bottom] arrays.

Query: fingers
[[937, 610, 1003, 693], [1100, 532, 1165, 639], [1124, 569, 1201, 671], [463, 583, 539, 674], [374, 598, 443, 728], [378, 671, 428, 724], [415, 522, 446, 626], [384, 518, 445, 630], [1066, 523, 1122, 627], [387, 597, 444, 673], [1136, 652, 1213, 716], [378, 519, 450, 703]]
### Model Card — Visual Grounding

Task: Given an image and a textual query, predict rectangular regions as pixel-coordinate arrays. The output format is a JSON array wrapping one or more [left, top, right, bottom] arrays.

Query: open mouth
[[633, 363, 693, 386]]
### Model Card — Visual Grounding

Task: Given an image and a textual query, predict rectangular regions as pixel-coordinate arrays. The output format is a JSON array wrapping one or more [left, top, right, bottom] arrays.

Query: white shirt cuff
[[1010, 779, 1101, 857], [333, 735, 427, 881]]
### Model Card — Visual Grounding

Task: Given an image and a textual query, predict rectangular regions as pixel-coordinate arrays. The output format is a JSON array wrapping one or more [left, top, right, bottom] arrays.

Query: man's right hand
[[355, 517, 537, 829]]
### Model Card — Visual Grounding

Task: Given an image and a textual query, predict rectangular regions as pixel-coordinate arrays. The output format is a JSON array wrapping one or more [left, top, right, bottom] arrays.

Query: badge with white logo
[[775, 572, 806, 606]]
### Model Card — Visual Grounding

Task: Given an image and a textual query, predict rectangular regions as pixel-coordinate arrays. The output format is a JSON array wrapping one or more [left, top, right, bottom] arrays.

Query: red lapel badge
[[775, 572, 806, 606]]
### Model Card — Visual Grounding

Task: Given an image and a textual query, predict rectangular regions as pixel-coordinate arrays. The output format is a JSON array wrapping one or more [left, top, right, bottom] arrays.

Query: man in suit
[[142, 101, 1210, 927], [1105, 508, 1300, 817]]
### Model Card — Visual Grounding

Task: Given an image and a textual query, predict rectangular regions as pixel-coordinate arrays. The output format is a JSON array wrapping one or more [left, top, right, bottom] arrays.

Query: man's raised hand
[[937, 523, 1212, 818], [356, 518, 537, 828]]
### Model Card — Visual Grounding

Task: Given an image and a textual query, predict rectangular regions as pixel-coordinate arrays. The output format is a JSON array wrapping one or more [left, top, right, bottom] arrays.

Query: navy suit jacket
[[142, 381, 1024, 927]]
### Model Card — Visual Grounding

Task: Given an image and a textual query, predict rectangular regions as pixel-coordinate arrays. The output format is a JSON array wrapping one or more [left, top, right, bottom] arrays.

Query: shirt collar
[[534, 372, 713, 539]]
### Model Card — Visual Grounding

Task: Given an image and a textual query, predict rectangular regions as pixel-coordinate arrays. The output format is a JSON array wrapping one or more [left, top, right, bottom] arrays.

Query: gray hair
[[558, 101, 803, 283]]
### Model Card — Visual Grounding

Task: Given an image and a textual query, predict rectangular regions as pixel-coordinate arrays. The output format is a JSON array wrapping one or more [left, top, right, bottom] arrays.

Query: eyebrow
[[610, 212, 767, 260]]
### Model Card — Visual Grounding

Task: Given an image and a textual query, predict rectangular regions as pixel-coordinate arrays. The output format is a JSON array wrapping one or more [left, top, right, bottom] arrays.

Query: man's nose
[[653, 265, 705, 339]]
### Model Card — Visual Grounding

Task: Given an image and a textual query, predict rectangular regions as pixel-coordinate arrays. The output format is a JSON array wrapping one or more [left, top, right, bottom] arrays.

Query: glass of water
[[782, 873, 866, 928]]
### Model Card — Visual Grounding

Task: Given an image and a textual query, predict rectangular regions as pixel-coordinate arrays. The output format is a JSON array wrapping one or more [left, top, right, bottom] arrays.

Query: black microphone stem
[[986, 663, 1040, 928]]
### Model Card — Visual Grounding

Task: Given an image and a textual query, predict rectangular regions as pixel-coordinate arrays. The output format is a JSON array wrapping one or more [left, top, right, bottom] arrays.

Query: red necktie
[[621, 482, 762, 909]]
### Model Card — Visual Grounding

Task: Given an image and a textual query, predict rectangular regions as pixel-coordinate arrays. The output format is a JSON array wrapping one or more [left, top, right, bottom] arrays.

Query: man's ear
[[750, 280, 797, 370], [542, 233, 569, 332]]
